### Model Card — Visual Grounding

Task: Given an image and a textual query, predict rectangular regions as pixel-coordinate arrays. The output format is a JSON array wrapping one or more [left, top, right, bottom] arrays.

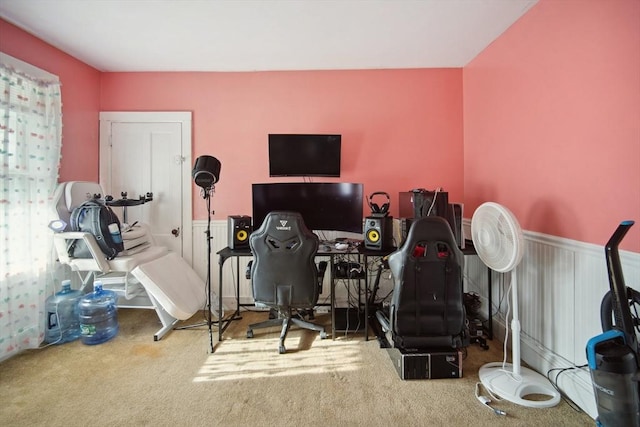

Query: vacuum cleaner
[[586, 220, 640, 427]]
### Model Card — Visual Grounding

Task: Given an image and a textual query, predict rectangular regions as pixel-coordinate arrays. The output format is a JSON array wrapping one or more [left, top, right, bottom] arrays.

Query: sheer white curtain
[[0, 59, 62, 361]]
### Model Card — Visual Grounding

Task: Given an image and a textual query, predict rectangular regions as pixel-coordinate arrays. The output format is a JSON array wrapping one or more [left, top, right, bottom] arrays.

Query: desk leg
[[364, 254, 369, 341], [216, 253, 244, 347], [330, 255, 336, 340], [218, 256, 224, 344]]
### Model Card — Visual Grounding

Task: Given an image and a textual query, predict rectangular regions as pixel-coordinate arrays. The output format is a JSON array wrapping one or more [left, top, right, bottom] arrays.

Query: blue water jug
[[44, 280, 82, 344], [79, 281, 119, 345]]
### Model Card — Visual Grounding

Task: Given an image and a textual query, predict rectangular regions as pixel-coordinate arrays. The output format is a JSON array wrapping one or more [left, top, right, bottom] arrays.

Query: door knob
[[171, 228, 180, 237]]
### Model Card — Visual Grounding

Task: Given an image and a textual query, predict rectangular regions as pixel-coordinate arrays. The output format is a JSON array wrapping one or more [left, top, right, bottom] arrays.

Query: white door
[[99, 112, 193, 264]]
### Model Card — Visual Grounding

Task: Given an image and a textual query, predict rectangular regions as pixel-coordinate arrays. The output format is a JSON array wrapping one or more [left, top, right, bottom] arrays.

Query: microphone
[[192, 155, 221, 190]]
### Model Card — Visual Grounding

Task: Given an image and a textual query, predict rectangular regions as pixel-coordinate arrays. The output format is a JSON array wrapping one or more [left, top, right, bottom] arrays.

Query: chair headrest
[[407, 216, 456, 243], [63, 181, 103, 213], [261, 211, 307, 237], [250, 211, 318, 253], [51, 181, 104, 229], [388, 215, 464, 285]]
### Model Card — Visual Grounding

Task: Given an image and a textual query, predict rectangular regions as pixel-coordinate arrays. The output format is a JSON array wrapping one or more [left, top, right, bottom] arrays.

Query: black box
[[399, 190, 449, 219], [386, 347, 462, 380], [333, 307, 365, 333]]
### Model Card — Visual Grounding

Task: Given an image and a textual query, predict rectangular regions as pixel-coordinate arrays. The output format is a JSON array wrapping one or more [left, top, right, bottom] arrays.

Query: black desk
[[216, 245, 395, 346], [216, 242, 491, 348]]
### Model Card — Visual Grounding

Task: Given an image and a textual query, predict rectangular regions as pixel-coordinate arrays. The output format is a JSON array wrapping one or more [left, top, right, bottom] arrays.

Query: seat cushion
[[131, 252, 206, 320], [108, 245, 167, 271]]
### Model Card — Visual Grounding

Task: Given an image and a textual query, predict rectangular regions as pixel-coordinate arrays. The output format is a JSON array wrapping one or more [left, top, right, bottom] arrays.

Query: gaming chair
[[376, 216, 468, 350], [246, 211, 327, 354]]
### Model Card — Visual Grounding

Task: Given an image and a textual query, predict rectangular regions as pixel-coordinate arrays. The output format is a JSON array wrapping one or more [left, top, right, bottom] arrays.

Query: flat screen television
[[268, 134, 341, 177], [252, 182, 363, 234]]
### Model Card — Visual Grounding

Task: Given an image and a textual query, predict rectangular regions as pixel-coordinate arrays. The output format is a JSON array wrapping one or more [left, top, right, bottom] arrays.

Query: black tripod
[[203, 188, 215, 352], [177, 186, 218, 353]]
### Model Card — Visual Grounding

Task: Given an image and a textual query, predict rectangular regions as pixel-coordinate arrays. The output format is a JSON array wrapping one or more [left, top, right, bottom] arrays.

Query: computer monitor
[[252, 182, 363, 234]]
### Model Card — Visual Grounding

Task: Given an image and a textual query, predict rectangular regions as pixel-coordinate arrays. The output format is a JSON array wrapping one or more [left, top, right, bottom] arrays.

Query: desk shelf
[[329, 247, 396, 340], [330, 251, 365, 338]]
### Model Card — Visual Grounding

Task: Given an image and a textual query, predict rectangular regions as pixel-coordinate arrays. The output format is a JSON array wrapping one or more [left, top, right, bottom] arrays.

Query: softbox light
[[192, 155, 221, 189]]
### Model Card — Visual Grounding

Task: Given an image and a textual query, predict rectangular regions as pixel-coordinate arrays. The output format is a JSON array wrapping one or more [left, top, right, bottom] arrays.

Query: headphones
[[368, 192, 391, 216]]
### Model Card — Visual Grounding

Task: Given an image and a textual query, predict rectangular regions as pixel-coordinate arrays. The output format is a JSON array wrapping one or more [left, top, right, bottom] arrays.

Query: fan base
[[479, 362, 561, 408]]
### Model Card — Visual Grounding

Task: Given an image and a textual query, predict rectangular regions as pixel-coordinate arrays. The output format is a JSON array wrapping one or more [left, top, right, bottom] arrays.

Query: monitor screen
[[268, 134, 341, 177], [252, 182, 363, 234]]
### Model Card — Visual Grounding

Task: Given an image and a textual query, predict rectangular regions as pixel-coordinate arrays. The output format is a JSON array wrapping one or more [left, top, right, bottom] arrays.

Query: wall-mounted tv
[[268, 134, 341, 177], [252, 182, 363, 234]]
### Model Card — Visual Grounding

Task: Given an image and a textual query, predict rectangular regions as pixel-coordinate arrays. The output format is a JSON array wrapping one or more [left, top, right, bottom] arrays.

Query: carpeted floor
[[0, 308, 592, 426]]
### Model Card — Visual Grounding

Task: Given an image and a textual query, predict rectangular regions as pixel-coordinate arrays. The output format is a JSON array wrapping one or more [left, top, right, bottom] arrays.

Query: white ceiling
[[0, 0, 537, 72]]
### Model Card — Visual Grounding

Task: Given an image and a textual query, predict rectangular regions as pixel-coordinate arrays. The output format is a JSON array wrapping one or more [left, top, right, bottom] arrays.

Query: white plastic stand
[[479, 362, 561, 408]]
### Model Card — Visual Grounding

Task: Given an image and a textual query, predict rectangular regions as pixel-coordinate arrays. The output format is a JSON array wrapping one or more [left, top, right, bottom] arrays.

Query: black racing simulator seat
[[376, 216, 468, 379], [246, 211, 328, 354]]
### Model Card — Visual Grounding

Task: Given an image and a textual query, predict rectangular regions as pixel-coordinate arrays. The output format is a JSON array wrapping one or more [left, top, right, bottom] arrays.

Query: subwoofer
[[364, 216, 394, 250], [228, 215, 252, 250]]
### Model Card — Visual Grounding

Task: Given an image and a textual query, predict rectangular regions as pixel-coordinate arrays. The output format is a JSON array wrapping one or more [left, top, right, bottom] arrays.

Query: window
[[0, 53, 62, 361]]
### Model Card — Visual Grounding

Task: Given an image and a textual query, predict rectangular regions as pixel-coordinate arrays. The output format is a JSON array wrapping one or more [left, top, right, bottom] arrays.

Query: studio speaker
[[228, 215, 252, 250], [364, 216, 394, 251]]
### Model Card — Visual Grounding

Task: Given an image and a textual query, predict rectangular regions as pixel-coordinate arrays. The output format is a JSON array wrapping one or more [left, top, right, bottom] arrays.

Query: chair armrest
[[52, 231, 111, 273], [375, 310, 391, 333], [245, 260, 253, 279], [316, 260, 328, 293], [317, 261, 328, 280]]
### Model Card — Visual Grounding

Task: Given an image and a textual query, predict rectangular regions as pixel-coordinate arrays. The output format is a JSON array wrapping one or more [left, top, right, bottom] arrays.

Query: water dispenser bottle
[[44, 280, 82, 344], [79, 281, 119, 345], [108, 223, 123, 244]]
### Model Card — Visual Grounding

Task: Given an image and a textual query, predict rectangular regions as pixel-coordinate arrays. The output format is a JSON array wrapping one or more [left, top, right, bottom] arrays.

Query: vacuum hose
[[604, 220, 637, 346], [600, 288, 640, 332]]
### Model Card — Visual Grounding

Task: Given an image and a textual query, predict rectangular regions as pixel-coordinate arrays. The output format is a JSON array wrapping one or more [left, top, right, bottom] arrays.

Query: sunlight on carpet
[[193, 336, 363, 382]]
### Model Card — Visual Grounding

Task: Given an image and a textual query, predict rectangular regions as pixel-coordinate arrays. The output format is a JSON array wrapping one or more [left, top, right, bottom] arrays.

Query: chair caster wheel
[[247, 329, 253, 339], [278, 345, 286, 354], [320, 331, 327, 339]]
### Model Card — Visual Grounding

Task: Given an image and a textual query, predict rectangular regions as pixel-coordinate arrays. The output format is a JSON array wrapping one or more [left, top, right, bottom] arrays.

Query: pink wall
[[100, 70, 464, 220], [6, 1, 637, 252], [0, 19, 102, 183], [464, 0, 640, 252]]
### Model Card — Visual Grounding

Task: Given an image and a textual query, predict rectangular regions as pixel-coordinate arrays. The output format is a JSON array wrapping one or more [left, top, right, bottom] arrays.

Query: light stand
[[177, 155, 221, 353], [203, 186, 215, 352]]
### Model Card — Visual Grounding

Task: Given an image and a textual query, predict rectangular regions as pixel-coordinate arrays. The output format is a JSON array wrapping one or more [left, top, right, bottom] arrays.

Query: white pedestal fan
[[471, 202, 561, 408]]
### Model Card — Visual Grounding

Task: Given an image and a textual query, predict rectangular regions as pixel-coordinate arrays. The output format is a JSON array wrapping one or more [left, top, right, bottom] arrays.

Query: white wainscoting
[[462, 220, 640, 419], [193, 219, 639, 418]]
